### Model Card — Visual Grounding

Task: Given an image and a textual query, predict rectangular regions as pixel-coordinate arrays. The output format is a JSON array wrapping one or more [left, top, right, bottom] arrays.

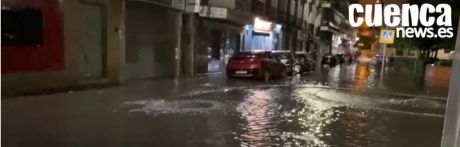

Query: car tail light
[[248, 58, 260, 64], [229, 57, 259, 64]]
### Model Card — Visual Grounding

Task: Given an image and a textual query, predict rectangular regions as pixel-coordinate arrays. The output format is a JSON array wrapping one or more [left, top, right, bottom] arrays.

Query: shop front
[[194, 5, 252, 75], [195, 19, 242, 74], [242, 18, 283, 51], [124, 1, 183, 79]]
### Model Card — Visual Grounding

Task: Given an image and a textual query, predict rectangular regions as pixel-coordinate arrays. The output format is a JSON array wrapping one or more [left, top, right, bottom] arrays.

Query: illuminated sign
[[254, 17, 273, 34]]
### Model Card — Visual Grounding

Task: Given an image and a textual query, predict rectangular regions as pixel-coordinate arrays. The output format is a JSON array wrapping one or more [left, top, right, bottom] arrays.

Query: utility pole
[[379, 36, 387, 84], [441, 19, 460, 147], [379, 1, 389, 86]]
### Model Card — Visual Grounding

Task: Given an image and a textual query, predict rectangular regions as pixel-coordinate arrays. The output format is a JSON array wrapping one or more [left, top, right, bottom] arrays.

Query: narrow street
[[3, 0, 460, 146], [2, 61, 447, 147]]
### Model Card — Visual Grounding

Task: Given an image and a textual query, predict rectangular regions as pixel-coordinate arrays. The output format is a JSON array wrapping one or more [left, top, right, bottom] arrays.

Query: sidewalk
[[2, 73, 274, 101], [1, 74, 230, 99]]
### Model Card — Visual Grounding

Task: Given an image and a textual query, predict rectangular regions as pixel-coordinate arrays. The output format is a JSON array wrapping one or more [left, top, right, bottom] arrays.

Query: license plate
[[294, 65, 301, 71], [235, 70, 247, 74]]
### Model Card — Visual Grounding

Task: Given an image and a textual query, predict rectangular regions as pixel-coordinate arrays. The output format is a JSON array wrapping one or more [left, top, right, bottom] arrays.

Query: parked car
[[372, 53, 388, 66], [271, 50, 296, 75], [226, 51, 285, 81], [294, 52, 316, 72], [335, 54, 346, 65], [344, 52, 354, 63], [321, 53, 337, 67]]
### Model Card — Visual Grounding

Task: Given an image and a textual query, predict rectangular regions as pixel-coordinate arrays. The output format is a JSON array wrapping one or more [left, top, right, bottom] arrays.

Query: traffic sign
[[379, 29, 395, 44]]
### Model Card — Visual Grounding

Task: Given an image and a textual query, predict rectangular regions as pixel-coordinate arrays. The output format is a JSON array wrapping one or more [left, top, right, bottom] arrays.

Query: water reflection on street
[[3, 62, 447, 147], [121, 63, 446, 146]]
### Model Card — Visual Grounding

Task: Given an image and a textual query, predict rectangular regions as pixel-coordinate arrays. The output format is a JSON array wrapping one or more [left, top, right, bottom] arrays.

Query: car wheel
[[226, 74, 233, 79], [281, 69, 288, 78], [263, 69, 271, 81]]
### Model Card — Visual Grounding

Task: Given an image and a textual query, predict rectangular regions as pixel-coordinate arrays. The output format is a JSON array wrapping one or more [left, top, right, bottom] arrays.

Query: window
[[2, 8, 43, 45], [268, 53, 276, 59]]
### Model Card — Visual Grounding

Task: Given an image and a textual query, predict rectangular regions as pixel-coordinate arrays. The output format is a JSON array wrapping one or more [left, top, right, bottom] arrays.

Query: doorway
[[78, 1, 106, 79]]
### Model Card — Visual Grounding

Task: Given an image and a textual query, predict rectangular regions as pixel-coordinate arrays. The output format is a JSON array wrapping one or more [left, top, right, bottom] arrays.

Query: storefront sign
[[199, 6, 228, 19], [254, 17, 273, 34], [185, 0, 200, 13]]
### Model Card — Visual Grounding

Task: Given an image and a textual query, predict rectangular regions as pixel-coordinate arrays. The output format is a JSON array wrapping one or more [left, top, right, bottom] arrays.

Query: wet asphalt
[[2, 60, 449, 147]]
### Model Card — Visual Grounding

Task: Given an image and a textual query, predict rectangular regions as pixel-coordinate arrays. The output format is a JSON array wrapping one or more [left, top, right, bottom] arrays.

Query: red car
[[226, 51, 285, 80]]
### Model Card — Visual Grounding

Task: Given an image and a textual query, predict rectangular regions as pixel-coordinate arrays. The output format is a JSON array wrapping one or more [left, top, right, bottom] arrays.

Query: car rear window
[[234, 53, 255, 57], [273, 53, 291, 59], [295, 54, 306, 58], [231, 53, 258, 60]]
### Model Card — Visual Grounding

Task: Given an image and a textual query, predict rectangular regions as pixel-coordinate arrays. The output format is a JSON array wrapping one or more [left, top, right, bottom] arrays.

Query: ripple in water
[[125, 99, 225, 116]]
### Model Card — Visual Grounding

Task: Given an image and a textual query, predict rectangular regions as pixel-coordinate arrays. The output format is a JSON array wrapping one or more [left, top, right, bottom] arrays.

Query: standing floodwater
[[3, 62, 447, 147]]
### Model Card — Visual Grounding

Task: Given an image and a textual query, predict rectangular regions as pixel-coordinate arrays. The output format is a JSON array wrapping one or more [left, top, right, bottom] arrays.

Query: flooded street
[[2, 61, 447, 147], [4, 0, 460, 146]]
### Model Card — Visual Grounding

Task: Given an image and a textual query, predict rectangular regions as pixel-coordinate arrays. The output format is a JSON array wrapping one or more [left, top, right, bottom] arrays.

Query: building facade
[[2, 0, 125, 96], [1, 0, 354, 96], [124, 0, 183, 79]]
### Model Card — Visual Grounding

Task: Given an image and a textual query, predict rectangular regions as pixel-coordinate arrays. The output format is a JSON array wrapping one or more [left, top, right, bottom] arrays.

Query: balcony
[[320, 6, 351, 34]]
